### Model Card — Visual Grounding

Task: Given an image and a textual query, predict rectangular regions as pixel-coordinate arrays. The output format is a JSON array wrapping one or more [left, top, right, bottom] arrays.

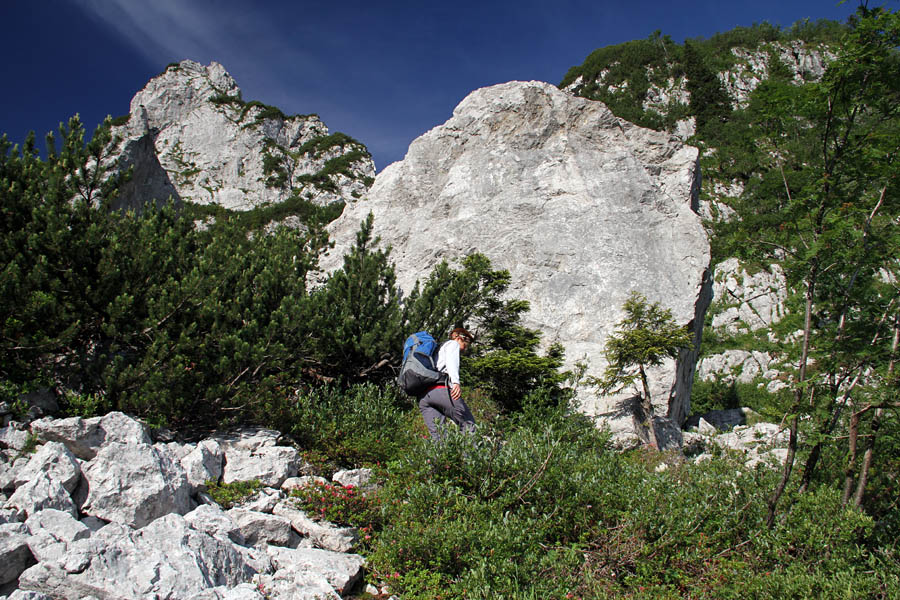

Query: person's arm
[[441, 341, 462, 400]]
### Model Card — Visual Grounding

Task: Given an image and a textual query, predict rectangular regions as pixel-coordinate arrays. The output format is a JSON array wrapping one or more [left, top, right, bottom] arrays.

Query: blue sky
[[0, 1, 879, 171]]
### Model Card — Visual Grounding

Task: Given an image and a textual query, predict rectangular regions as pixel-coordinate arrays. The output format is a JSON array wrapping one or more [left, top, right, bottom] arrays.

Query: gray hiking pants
[[418, 385, 476, 441]]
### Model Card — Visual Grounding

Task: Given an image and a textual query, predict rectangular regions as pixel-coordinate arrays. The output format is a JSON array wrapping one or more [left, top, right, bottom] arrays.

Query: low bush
[[285, 383, 418, 471], [362, 410, 897, 599], [288, 480, 383, 531], [205, 479, 261, 509]]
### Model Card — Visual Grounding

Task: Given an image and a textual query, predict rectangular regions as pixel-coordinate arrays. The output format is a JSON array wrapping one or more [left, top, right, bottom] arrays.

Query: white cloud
[[67, 0, 320, 77]]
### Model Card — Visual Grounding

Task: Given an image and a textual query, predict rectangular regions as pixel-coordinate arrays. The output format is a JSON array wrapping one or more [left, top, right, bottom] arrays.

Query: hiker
[[418, 327, 476, 441]]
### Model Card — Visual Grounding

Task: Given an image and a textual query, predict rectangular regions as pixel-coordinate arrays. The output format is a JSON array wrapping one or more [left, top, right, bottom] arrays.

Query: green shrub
[[286, 383, 417, 471], [289, 480, 383, 530], [363, 418, 896, 599], [205, 479, 261, 509]]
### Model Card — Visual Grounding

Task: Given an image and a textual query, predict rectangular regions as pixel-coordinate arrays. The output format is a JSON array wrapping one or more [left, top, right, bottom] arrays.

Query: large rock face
[[108, 60, 375, 213], [324, 81, 711, 446]]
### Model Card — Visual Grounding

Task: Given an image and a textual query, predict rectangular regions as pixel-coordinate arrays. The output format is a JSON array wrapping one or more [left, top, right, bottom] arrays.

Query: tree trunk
[[638, 364, 658, 449], [768, 283, 814, 527], [854, 407, 883, 507], [841, 407, 866, 505], [853, 314, 898, 507]]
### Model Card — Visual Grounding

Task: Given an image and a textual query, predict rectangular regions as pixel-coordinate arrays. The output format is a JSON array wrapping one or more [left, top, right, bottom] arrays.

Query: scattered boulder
[[7, 590, 55, 600], [281, 476, 326, 493], [684, 407, 760, 432], [254, 569, 340, 600], [5, 473, 77, 520], [0, 424, 32, 453], [184, 504, 246, 545], [24, 509, 91, 563], [238, 488, 283, 514], [80, 442, 192, 528], [267, 546, 365, 596], [332, 469, 375, 491], [710, 258, 787, 335], [686, 422, 791, 468], [272, 502, 358, 553], [18, 515, 263, 600], [187, 583, 266, 600], [182, 440, 225, 491], [29, 412, 150, 460], [226, 509, 297, 548], [697, 350, 780, 386], [223, 446, 303, 489], [0, 522, 35, 585], [12, 442, 81, 493], [212, 428, 281, 453]]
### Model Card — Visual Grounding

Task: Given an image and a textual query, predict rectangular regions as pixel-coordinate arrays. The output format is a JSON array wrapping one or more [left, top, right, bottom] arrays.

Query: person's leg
[[449, 397, 476, 434], [418, 387, 450, 441]]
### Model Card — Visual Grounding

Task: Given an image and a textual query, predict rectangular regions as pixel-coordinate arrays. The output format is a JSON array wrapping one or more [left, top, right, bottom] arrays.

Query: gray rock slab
[[256, 569, 340, 600], [5, 473, 76, 521], [267, 546, 364, 596], [223, 446, 301, 489], [185, 504, 245, 545], [29, 416, 102, 460], [187, 583, 266, 600], [29, 412, 150, 461], [237, 488, 282, 514], [711, 258, 786, 335], [182, 439, 224, 491], [281, 477, 326, 493], [0, 424, 31, 453], [18, 514, 264, 600], [212, 428, 280, 452], [8, 591, 55, 600], [272, 501, 358, 553], [25, 509, 91, 563], [227, 509, 295, 547], [331, 468, 375, 491], [0, 522, 35, 585], [81, 442, 192, 528], [13, 442, 81, 493]]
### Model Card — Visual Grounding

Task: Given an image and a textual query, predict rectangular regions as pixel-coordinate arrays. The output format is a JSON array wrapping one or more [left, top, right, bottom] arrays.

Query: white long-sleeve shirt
[[436, 340, 461, 385]]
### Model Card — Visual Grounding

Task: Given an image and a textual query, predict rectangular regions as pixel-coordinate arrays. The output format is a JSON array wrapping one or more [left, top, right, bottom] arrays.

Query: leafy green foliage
[[286, 383, 417, 471], [683, 40, 733, 139], [289, 480, 383, 530], [364, 408, 895, 599], [403, 253, 571, 411], [598, 292, 694, 396], [305, 213, 403, 379], [205, 479, 262, 509], [560, 33, 684, 130]]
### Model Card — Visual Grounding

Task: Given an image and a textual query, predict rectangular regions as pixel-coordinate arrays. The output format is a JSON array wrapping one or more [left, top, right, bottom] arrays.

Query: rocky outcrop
[[0, 410, 377, 599], [697, 258, 792, 393], [720, 42, 835, 108], [710, 258, 787, 335], [324, 81, 711, 447], [684, 419, 790, 469], [107, 60, 375, 215]]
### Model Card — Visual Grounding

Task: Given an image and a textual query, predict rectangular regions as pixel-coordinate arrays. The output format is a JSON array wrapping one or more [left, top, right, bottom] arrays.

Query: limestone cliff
[[324, 81, 711, 448], [107, 60, 375, 216]]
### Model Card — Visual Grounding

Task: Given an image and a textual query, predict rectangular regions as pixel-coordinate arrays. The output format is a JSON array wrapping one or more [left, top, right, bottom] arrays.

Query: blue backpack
[[397, 331, 446, 395]]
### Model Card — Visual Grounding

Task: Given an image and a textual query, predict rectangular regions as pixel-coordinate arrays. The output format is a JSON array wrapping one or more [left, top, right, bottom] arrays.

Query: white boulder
[[80, 442, 192, 528]]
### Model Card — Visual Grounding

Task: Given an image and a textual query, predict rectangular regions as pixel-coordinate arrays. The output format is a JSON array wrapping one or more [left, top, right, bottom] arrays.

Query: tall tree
[[729, 6, 899, 525]]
